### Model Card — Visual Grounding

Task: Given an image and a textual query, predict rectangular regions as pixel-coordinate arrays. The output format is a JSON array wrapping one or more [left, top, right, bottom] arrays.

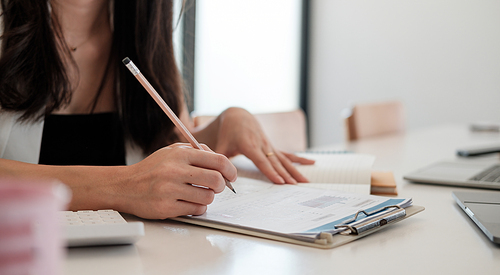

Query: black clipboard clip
[[335, 205, 406, 235]]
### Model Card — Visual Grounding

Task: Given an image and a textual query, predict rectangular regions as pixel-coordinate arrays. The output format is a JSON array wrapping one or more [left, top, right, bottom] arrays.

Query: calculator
[[60, 210, 144, 247]]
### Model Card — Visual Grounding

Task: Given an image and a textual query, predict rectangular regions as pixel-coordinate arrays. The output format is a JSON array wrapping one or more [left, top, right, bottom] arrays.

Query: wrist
[[66, 165, 129, 212]]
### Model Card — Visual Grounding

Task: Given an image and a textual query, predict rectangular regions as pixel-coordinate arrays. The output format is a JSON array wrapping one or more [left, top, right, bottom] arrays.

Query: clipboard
[[172, 204, 425, 249]]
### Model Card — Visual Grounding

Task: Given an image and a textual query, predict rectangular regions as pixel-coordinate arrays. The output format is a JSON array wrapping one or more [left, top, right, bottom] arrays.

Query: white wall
[[172, 0, 184, 71], [194, 0, 302, 115], [309, 0, 500, 147]]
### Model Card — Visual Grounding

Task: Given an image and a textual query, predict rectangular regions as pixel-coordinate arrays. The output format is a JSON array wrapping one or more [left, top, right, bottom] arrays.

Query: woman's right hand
[[115, 143, 237, 219]]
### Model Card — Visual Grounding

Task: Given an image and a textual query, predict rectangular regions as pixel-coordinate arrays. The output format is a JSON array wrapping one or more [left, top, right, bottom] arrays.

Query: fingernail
[[276, 176, 285, 184]]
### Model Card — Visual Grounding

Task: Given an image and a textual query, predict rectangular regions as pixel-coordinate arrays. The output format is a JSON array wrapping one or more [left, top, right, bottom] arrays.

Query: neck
[[50, 0, 111, 48]]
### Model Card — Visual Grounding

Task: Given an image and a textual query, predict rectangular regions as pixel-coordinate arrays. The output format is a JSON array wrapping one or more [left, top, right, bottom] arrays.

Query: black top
[[39, 113, 126, 166]]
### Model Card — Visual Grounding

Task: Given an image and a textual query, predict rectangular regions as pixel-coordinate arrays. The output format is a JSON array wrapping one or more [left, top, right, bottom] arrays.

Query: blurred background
[[174, 0, 500, 148]]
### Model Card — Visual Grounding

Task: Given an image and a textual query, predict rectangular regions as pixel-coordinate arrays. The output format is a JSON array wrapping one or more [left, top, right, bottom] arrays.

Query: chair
[[193, 109, 308, 152], [342, 100, 405, 141]]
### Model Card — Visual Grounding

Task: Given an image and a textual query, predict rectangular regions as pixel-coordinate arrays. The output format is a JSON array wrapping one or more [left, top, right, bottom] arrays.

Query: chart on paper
[[198, 177, 404, 234]]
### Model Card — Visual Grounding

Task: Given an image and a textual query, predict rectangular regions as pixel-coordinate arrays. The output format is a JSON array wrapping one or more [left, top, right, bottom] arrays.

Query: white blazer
[[0, 111, 145, 165]]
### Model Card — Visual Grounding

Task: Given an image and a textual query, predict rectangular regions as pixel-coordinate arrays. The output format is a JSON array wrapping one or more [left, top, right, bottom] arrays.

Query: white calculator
[[60, 210, 144, 247]]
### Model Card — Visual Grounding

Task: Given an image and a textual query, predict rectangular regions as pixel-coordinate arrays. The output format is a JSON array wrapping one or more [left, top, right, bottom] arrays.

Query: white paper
[[230, 153, 375, 194], [193, 177, 410, 235]]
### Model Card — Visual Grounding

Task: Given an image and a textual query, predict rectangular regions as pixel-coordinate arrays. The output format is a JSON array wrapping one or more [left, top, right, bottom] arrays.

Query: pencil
[[122, 57, 236, 193]]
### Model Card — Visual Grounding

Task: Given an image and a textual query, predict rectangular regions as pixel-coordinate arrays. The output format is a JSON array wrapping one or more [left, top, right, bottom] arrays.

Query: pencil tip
[[122, 57, 130, 65]]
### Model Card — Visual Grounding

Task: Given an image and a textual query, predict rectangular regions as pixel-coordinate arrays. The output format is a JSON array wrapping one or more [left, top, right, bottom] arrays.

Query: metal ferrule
[[125, 61, 140, 76]]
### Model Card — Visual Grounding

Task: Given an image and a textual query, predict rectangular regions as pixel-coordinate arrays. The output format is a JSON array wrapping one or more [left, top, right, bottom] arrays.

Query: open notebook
[[230, 153, 376, 194]]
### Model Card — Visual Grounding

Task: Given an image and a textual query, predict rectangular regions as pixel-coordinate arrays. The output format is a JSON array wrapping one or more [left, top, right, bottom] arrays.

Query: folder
[[171, 178, 424, 249]]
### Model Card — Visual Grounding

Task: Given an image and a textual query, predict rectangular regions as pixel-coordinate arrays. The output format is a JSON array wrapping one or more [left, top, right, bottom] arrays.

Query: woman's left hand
[[196, 107, 315, 184]]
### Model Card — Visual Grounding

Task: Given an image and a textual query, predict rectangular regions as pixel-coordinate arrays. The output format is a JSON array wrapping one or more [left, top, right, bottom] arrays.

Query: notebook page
[[299, 183, 370, 194], [296, 153, 374, 184], [231, 153, 375, 193]]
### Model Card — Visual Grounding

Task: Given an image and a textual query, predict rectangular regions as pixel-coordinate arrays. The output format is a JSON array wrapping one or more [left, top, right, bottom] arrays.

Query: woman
[[0, 0, 313, 219]]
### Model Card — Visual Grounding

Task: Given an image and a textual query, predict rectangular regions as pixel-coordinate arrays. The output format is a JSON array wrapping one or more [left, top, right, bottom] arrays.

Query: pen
[[456, 144, 500, 157], [122, 57, 236, 193]]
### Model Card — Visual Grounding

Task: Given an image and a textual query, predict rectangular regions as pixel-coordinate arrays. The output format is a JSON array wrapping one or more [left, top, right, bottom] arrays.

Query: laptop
[[452, 191, 500, 244], [403, 158, 500, 190]]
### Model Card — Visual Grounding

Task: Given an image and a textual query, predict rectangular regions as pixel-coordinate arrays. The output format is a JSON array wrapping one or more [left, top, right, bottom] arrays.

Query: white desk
[[65, 124, 500, 275]]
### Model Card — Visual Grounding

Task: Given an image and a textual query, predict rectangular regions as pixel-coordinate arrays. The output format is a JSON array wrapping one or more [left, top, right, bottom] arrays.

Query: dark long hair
[[0, 0, 183, 154]]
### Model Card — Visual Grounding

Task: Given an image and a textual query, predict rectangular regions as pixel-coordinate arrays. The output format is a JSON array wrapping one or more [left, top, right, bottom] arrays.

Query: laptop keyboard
[[469, 165, 500, 183]]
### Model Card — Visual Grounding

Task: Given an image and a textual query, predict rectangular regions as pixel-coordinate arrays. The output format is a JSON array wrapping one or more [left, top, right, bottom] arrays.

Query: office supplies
[[232, 153, 396, 195], [456, 144, 500, 157], [404, 158, 500, 190], [64, 124, 500, 274], [371, 171, 398, 195], [172, 177, 424, 249], [470, 122, 500, 132], [61, 210, 144, 247], [452, 191, 500, 244], [231, 153, 375, 194], [122, 57, 235, 193]]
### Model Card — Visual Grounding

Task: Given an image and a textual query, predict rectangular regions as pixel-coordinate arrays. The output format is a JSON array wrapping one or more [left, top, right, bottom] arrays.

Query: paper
[[231, 153, 375, 194], [193, 177, 411, 236], [299, 183, 369, 194]]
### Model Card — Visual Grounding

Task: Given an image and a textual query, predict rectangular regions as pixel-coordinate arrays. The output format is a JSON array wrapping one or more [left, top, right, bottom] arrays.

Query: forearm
[[0, 144, 238, 220], [0, 159, 128, 211]]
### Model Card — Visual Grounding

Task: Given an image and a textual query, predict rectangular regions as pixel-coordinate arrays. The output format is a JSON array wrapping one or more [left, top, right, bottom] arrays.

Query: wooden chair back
[[343, 101, 405, 141], [193, 109, 307, 152]]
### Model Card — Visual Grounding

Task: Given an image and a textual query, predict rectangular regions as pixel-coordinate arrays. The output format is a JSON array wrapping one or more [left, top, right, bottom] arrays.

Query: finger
[[176, 183, 217, 205], [185, 167, 227, 193], [247, 147, 299, 184], [276, 153, 311, 183], [168, 142, 213, 153], [266, 151, 298, 184], [168, 142, 195, 150], [281, 152, 316, 165], [244, 149, 286, 184], [185, 149, 238, 183], [169, 143, 232, 185], [171, 200, 208, 217], [144, 188, 210, 219]]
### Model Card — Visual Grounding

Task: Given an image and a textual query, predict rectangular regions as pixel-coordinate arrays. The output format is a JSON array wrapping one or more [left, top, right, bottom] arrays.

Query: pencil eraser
[[122, 57, 131, 65]]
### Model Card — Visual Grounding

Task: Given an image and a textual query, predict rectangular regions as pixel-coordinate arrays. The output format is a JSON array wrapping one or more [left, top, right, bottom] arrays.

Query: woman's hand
[[0, 143, 236, 220], [194, 107, 315, 185], [115, 143, 237, 219]]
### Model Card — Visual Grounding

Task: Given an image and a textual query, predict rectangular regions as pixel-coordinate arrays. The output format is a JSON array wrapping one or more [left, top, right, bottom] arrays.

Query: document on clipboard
[[172, 178, 424, 249]]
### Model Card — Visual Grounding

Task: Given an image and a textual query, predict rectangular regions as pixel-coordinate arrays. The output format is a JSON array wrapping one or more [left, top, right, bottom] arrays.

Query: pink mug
[[0, 178, 70, 275]]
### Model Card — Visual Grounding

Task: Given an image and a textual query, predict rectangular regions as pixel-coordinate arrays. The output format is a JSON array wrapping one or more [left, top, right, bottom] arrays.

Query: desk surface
[[65, 124, 500, 275]]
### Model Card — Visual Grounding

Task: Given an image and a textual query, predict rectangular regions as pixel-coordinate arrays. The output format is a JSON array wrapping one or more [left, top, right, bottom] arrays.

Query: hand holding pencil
[[122, 57, 236, 193]]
